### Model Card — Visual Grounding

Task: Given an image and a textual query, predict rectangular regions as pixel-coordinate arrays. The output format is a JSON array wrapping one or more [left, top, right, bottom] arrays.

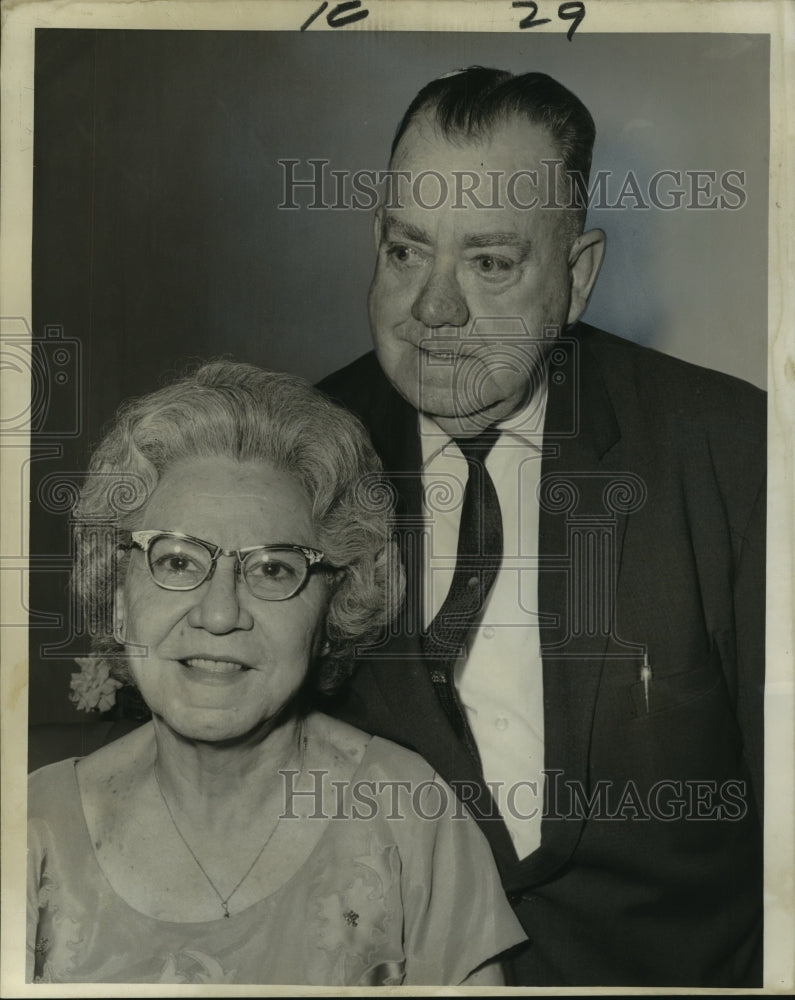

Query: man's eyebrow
[[381, 214, 433, 245], [463, 232, 533, 255], [381, 216, 533, 258]]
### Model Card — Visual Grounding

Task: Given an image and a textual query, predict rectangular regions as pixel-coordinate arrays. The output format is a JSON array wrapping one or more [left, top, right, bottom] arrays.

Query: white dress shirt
[[419, 390, 548, 859]]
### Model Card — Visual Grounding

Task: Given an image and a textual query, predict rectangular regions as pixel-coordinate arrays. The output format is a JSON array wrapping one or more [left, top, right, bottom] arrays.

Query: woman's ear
[[114, 584, 126, 644]]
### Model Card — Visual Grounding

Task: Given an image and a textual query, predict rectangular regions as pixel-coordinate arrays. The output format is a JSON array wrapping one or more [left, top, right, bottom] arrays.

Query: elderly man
[[319, 68, 764, 986]]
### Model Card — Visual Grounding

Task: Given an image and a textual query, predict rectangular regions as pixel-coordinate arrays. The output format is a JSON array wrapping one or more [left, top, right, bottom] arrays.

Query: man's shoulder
[[318, 351, 414, 434], [318, 351, 386, 401], [578, 323, 766, 435], [319, 350, 380, 379]]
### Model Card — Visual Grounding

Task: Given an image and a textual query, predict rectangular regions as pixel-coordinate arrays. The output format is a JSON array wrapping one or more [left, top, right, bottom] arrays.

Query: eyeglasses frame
[[120, 529, 330, 602]]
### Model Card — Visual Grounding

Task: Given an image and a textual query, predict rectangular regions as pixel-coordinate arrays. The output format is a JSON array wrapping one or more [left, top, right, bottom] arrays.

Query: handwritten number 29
[[512, 1, 586, 40]]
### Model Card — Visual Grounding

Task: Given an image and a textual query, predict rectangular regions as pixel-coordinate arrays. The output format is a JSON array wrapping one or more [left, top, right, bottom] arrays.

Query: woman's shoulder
[[29, 724, 155, 830], [309, 712, 437, 784], [75, 720, 155, 785], [308, 713, 457, 843], [29, 757, 79, 817], [28, 758, 89, 865]]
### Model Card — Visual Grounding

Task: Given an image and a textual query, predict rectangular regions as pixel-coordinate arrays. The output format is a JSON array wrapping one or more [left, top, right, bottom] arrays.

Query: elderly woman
[[27, 361, 524, 986]]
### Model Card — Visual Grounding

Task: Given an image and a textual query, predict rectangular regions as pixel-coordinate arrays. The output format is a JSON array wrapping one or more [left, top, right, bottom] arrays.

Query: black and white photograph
[[1, 0, 792, 993]]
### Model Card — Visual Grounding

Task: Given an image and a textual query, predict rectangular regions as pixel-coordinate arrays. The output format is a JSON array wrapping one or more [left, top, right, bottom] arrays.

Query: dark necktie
[[422, 431, 503, 747]]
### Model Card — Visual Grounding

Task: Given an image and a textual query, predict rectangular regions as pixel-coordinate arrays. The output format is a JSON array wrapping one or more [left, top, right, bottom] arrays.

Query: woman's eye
[[154, 554, 200, 575], [250, 560, 293, 580]]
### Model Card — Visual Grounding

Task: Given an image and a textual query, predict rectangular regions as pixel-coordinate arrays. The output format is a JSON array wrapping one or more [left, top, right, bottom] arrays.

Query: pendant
[[222, 901, 230, 918]]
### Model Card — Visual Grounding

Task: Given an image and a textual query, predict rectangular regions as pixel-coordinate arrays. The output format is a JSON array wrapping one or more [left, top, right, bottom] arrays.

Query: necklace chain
[[153, 724, 307, 918]]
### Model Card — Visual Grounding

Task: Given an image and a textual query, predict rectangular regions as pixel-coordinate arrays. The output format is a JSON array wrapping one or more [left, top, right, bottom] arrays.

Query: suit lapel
[[518, 327, 627, 884]]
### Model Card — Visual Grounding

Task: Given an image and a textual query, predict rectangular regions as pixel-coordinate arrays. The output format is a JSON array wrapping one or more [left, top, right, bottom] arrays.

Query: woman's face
[[117, 456, 330, 743]]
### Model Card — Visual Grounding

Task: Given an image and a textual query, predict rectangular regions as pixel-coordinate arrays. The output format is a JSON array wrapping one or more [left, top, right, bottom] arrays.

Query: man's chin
[[424, 397, 517, 437], [389, 363, 525, 432]]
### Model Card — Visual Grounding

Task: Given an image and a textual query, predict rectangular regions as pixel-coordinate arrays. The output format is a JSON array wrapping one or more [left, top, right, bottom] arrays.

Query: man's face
[[368, 113, 604, 436]]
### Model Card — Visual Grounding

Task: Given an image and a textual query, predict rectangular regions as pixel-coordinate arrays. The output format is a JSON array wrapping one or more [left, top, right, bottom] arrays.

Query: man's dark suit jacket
[[318, 322, 765, 987]]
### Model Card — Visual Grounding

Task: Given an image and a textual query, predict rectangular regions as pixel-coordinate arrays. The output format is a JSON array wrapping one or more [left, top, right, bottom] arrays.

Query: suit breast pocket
[[629, 641, 724, 720]]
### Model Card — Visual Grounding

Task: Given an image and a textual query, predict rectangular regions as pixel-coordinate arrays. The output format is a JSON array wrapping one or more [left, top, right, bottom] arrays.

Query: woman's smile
[[178, 657, 252, 685]]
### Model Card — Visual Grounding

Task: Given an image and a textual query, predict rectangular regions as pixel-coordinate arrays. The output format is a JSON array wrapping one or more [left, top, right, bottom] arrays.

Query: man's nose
[[187, 558, 253, 634], [411, 266, 469, 328]]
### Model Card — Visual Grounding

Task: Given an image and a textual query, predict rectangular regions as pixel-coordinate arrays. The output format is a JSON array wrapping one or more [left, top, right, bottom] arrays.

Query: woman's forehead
[[141, 457, 315, 540]]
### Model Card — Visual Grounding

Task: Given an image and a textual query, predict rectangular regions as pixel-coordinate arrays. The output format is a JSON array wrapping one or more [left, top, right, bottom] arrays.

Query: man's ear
[[372, 207, 384, 255], [566, 228, 606, 326]]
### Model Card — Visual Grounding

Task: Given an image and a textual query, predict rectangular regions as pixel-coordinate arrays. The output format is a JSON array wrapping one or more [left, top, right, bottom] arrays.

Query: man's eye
[[474, 255, 515, 275], [385, 244, 426, 268]]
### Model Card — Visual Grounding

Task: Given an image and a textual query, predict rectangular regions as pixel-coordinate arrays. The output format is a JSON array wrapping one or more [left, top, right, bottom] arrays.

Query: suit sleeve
[[733, 475, 766, 818]]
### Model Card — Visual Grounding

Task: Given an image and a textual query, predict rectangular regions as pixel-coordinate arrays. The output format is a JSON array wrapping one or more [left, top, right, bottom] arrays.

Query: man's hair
[[73, 360, 403, 696], [391, 67, 596, 229]]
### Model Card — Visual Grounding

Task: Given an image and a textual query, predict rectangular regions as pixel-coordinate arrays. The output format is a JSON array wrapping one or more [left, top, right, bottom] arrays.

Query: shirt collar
[[419, 381, 548, 468]]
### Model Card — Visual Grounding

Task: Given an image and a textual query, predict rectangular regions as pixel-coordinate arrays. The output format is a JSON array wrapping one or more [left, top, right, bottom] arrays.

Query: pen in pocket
[[640, 652, 653, 713]]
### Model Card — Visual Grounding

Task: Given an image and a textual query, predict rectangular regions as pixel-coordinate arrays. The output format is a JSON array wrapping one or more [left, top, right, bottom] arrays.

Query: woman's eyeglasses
[[122, 530, 333, 602]]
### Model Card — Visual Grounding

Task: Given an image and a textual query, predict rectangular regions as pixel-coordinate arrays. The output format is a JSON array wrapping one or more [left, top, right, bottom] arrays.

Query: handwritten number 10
[[512, 1, 586, 40], [301, 1, 369, 31]]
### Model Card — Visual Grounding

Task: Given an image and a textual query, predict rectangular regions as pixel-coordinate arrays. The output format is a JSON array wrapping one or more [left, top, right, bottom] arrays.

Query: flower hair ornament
[[69, 658, 123, 713]]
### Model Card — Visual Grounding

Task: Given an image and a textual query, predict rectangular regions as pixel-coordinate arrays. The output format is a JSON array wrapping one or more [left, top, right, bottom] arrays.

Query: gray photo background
[[29, 29, 769, 728]]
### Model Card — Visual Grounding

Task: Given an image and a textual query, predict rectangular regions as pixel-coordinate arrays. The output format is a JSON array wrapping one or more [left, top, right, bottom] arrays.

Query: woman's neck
[[151, 713, 306, 823]]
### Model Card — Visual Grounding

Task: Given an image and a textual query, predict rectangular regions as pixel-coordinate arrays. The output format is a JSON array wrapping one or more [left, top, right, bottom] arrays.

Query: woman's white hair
[[73, 360, 404, 695]]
